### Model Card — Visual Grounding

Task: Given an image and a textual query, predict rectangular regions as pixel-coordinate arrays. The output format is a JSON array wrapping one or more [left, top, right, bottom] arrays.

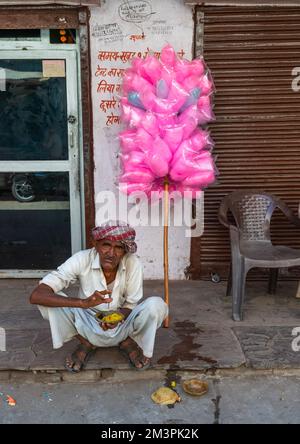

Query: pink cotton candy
[[130, 151, 146, 164], [197, 96, 215, 124], [144, 136, 172, 177], [153, 136, 172, 162], [182, 170, 215, 187], [182, 75, 202, 91], [157, 114, 176, 131], [128, 107, 145, 127], [121, 169, 155, 184], [174, 59, 193, 82], [163, 125, 184, 153], [193, 151, 215, 172], [120, 98, 132, 123], [156, 78, 169, 99], [154, 97, 179, 114], [167, 80, 189, 112], [160, 67, 175, 85], [171, 140, 193, 164], [121, 70, 135, 94], [178, 104, 201, 133], [127, 91, 146, 110], [118, 44, 216, 198], [135, 128, 154, 152], [141, 112, 159, 137], [120, 98, 145, 127], [140, 56, 162, 84], [131, 57, 144, 75], [198, 73, 214, 96], [190, 129, 211, 151], [169, 158, 197, 182], [119, 130, 137, 153], [120, 154, 132, 171], [178, 107, 199, 139], [189, 59, 205, 77], [140, 89, 156, 112], [170, 149, 215, 182], [131, 74, 154, 94], [122, 151, 146, 171], [160, 44, 176, 68], [122, 71, 154, 97], [145, 152, 169, 177]]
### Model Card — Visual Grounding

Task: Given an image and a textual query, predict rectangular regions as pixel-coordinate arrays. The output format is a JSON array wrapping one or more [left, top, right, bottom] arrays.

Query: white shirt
[[40, 248, 143, 311]]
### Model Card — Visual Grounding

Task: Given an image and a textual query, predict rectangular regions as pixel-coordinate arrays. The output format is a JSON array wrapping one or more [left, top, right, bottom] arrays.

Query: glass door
[[0, 50, 81, 275]]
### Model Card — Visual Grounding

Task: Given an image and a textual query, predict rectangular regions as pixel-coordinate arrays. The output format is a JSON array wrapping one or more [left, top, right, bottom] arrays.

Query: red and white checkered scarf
[[92, 221, 137, 254]]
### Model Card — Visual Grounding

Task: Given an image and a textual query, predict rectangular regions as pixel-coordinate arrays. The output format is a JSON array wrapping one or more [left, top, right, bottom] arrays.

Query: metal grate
[[191, 6, 300, 279]]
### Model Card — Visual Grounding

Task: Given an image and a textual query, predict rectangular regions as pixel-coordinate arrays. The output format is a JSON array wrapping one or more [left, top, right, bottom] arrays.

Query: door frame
[[0, 49, 81, 277], [0, 6, 95, 277]]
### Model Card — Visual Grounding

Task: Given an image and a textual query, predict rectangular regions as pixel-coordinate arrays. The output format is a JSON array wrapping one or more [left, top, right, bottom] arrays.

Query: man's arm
[[30, 283, 112, 309], [30, 283, 83, 308]]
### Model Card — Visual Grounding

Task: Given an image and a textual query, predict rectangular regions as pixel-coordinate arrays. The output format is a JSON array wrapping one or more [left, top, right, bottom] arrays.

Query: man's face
[[94, 239, 126, 272]]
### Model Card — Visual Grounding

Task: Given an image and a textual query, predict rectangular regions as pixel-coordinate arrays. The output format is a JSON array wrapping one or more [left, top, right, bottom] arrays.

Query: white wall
[[89, 0, 194, 279]]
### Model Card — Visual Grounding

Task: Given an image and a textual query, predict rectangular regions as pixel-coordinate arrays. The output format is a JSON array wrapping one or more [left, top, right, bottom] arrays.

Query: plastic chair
[[218, 190, 300, 321]]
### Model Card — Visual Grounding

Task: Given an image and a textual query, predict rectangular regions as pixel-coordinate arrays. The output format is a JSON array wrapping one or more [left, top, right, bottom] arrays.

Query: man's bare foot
[[65, 342, 97, 373], [119, 337, 151, 370]]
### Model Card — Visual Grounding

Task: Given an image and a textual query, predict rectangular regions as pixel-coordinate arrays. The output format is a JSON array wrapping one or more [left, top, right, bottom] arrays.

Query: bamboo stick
[[163, 177, 169, 328]]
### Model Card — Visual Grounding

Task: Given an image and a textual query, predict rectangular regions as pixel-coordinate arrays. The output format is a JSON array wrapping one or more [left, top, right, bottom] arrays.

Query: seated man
[[30, 220, 168, 372]]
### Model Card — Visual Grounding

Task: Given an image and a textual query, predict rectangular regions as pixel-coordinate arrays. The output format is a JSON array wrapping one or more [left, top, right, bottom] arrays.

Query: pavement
[[1, 278, 300, 379], [1, 373, 300, 424]]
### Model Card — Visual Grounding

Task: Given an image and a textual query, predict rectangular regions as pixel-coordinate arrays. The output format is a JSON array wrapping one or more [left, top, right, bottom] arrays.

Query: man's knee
[[143, 296, 168, 318]]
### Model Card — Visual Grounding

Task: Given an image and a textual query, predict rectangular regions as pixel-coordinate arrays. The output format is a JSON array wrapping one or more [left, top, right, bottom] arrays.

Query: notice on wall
[[90, 0, 193, 167], [42, 60, 65, 78]]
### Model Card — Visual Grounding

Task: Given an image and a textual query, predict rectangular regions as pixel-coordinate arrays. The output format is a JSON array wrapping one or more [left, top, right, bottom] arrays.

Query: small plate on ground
[[182, 379, 208, 396], [151, 387, 181, 405]]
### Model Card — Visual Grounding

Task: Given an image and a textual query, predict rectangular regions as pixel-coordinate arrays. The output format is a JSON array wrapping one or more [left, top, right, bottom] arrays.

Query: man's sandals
[[65, 343, 97, 373], [119, 337, 151, 371]]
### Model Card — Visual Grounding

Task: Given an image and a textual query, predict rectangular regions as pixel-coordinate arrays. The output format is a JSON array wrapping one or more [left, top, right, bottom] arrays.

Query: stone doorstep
[[2, 366, 300, 384], [0, 324, 246, 371], [3, 324, 300, 373]]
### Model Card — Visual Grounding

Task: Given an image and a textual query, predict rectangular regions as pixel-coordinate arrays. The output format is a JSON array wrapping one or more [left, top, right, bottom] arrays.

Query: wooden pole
[[163, 176, 170, 328]]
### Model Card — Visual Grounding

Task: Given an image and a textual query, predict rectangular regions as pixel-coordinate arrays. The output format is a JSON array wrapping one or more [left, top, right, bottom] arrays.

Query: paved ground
[[1, 278, 300, 425], [1, 278, 300, 373], [1, 373, 300, 424]]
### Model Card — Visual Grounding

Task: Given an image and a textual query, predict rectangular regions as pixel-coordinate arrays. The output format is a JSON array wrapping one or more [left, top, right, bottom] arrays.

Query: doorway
[[0, 49, 82, 276]]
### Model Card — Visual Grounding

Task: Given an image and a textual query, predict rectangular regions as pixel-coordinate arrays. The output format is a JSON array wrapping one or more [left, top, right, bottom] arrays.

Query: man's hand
[[100, 307, 132, 330], [100, 318, 124, 331], [99, 311, 125, 331], [81, 290, 112, 309]]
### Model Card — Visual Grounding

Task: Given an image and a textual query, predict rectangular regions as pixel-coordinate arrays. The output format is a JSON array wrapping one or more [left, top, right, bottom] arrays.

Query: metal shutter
[[190, 6, 300, 279]]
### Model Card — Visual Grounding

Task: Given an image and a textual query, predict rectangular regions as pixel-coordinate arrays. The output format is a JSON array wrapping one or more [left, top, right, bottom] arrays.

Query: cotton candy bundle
[[118, 44, 216, 198]]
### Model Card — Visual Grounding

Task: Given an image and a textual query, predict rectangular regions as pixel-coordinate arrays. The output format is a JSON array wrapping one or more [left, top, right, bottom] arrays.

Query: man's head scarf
[[92, 220, 137, 254]]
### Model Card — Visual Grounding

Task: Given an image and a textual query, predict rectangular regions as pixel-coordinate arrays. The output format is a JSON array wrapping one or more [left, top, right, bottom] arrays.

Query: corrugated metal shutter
[[191, 6, 300, 279]]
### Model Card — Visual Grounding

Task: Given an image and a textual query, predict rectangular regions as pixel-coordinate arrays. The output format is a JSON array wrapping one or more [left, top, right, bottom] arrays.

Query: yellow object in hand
[[101, 312, 124, 324]]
